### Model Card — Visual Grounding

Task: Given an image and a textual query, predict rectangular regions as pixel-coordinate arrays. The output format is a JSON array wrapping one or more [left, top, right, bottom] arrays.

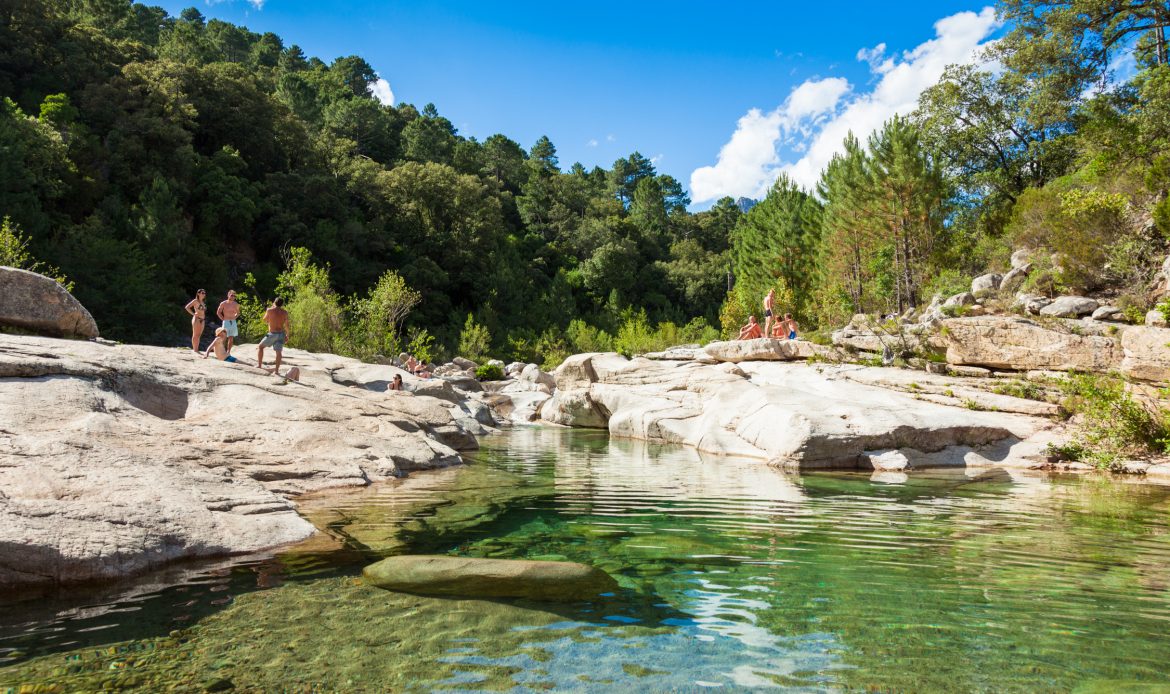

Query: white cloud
[[606, 134, 616, 142], [587, 138, 599, 147], [371, 76, 394, 106], [690, 6, 1000, 203], [690, 77, 849, 203]]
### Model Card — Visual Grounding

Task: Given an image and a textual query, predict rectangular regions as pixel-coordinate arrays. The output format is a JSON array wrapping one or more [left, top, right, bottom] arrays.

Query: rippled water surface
[[4, 427, 1170, 692]]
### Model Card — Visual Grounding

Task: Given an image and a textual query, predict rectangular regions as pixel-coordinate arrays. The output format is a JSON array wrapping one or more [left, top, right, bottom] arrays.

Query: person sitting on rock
[[770, 315, 787, 339], [783, 313, 799, 340], [405, 355, 431, 378], [388, 374, 404, 391], [202, 327, 239, 363], [738, 315, 763, 340]]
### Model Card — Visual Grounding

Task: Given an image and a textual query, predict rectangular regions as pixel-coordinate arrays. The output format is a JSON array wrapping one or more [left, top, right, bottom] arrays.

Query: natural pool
[[3, 427, 1170, 692]]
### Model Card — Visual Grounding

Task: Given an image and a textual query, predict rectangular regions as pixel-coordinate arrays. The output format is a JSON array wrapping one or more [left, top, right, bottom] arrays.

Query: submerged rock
[[363, 555, 619, 601]]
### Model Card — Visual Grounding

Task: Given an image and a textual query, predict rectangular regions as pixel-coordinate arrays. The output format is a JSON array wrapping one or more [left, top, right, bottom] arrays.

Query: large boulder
[[0, 334, 477, 589], [1010, 248, 1033, 270], [1090, 305, 1125, 322], [703, 338, 815, 363], [519, 363, 557, 391], [1038, 296, 1099, 318], [542, 389, 608, 428], [942, 316, 1122, 372], [363, 555, 618, 601], [1120, 326, 1170, 384], [0, 266, 99, 339], [540, 354, 1049, 470], [970, 273, 1002, 296], [999, 265, 1030, 294], [944, 292, 977, 308]]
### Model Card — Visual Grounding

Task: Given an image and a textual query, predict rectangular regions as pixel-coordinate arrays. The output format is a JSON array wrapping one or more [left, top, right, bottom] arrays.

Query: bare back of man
[[257, 298, 290, 375]]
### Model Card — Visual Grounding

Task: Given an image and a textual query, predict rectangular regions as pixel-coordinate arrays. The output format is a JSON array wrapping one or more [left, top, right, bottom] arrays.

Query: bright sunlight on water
[[3, 427, 1170, 692]]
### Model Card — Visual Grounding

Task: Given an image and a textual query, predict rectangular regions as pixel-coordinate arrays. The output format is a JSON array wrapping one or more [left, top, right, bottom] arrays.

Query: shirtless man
[[216, 290, 240, 354], [202, 327, 239, 363], [763, 289, 776, 337], [257, 297, 290, 375], [782, 313, 799, 340], [738, 315, 763, 340]]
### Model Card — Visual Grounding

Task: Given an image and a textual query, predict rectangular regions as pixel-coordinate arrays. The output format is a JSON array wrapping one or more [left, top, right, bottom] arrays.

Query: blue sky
[[156, 1, 1004, 207]]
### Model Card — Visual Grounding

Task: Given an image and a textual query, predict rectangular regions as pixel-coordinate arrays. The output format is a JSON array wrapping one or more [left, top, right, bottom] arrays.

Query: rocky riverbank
[[0, 333, 489, 590]]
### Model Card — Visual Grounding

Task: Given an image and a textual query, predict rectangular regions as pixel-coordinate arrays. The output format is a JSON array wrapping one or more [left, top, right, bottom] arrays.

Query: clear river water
[[3, 427, 1170, 692]]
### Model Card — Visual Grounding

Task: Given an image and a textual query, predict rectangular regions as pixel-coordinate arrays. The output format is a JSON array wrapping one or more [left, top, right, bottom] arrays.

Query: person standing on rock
[[216, 290, 240, 354], [184, 289, 207, 352], [738, 315, 763, 340], [256, 297, 289, 375], [763, 289, 776, 337]]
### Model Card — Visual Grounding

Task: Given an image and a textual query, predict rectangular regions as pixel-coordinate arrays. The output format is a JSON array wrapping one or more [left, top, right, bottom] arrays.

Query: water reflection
[[3, 428, 1170, 692]]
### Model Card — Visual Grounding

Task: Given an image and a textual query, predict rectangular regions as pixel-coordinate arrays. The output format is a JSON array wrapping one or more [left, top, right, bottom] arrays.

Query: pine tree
[[866, 116, 946, 313], [729, 174, 823, 322]]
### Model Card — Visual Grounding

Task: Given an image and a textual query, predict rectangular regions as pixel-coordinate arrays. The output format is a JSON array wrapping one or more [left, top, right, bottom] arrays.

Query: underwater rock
[[363, 555, 618, 601]]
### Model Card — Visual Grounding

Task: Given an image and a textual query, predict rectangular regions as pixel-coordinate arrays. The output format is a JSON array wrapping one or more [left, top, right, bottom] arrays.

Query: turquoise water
[[3, 427, 1170, 691]]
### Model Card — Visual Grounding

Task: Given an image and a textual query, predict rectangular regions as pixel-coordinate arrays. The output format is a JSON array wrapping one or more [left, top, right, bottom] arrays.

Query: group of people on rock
[[738, 288, 799, 341], [184, 289, 292, 377]]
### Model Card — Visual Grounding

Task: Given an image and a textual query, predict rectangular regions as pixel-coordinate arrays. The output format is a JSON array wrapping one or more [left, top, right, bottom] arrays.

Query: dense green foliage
[[1054, 372, 1170, 468], [7, 0, 1170, 364], [0, 0, 739, 357], [728, 0, 1170, 331]]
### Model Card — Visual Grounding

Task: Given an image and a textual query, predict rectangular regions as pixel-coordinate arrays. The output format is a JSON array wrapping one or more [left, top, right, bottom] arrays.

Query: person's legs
[[191, 320, 202, 351], [273, 347, 282, 375], [257, 344, 266, 368]]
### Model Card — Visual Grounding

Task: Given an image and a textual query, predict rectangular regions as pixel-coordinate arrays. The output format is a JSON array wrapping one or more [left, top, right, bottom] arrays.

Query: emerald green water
[[4, 427, 1170, 692]]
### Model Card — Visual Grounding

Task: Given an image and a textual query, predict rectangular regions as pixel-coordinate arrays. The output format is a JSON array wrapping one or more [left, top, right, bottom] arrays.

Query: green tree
[[865, 116, 947, 313], [277, 247, 342, 353], [457, 313, 492, 362], [730, 174, 823, 323]]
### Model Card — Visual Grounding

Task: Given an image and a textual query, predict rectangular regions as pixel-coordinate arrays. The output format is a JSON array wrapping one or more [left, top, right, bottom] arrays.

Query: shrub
[[614, 310, 656, 357], [993, 379, 1046, 401], [344, 270, 420, 360], [718, 289, 749, 340], [475, 364, 504, 381], [536, 329, 571, 370], [566, 319, 614, 354], [457, 313, 492, 363], [405, 327, 437, 364], [0, 216, 71, 290], [1008, 186, 1125, 292], [922, 268, 971, 303], [1059, 372, 1170, 467]]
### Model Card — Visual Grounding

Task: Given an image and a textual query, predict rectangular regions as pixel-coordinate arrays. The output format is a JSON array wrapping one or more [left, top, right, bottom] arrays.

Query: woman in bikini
[[185, 289, 207, 352]]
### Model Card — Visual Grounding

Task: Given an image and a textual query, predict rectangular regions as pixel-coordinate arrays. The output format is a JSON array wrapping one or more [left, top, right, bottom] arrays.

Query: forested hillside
[[4, 0, 1170, 365], [0, 0, 735, 360]]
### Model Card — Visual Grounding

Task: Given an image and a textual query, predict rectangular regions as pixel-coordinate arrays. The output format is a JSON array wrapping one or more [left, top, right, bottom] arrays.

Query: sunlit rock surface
[[544, 353, 1053, 470], [0, 334, 480, 589]]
